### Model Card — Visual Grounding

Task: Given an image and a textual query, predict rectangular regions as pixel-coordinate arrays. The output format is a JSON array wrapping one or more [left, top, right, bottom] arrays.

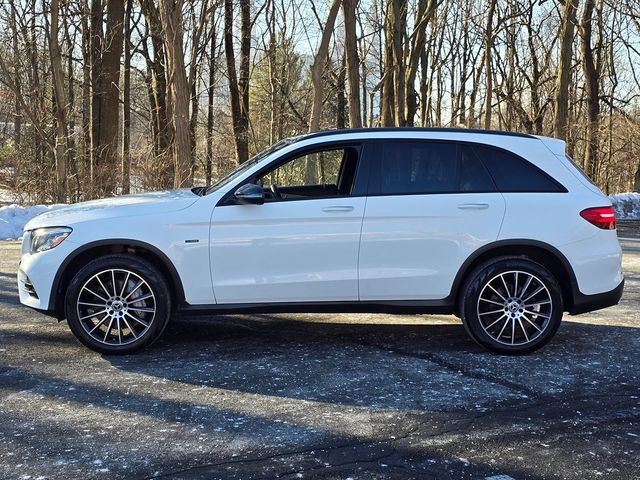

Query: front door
[[210, 144, 367, 304]]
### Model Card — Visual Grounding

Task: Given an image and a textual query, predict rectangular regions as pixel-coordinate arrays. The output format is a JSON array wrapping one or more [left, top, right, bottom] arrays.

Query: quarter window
[[473, 145, 564, 192]]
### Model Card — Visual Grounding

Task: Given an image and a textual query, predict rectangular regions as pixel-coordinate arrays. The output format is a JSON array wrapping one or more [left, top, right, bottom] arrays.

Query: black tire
[[64, 254, 172, 354], [459, 257, 563, 355]]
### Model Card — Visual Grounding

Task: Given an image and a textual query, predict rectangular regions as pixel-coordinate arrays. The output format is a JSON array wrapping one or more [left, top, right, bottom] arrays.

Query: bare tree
[[159, 0, 193, 187], [483, 0, 497, 129], [224, 0, 251, 164], [139, 0, 172, 186], [91, 0, 126, 197], [49, 0, 70, 201], [308, 0, 341, 132], [404, 0, 438, 125], [122, 0, 133, 194], [380, 0, 438, 126], [8, 1, 21, 147], [554, 0, 579, 140], [206, 3, 222, 185], [580, 0, 600, 179], [343, 0, 362, 127]]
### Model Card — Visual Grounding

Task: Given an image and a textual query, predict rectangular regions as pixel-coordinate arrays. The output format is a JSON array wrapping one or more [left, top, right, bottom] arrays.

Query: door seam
[[356, 196, 369, 301]]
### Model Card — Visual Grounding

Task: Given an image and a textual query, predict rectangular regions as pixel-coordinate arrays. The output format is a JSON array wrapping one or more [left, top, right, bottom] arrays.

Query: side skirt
[[179, 299, 456, 316]]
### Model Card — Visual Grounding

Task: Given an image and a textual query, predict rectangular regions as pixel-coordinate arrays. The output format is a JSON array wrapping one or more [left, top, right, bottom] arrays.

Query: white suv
[[18, 128, 624, 354]]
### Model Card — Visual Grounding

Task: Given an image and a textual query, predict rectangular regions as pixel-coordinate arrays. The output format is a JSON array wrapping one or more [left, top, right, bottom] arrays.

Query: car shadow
[[105, 314, 640, 409]]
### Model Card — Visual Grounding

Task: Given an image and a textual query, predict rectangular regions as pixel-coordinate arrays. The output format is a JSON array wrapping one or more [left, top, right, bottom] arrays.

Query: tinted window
[[474, 145, 564, 192], [373, 141, 495, 195], [459, 145, 495, 192]]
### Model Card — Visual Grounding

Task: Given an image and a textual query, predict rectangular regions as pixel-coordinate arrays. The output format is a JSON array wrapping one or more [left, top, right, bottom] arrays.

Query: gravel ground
[[1, 222, 639, 479]]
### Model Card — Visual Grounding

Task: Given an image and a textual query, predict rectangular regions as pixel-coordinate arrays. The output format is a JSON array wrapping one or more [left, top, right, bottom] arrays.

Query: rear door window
[[369, 141, 495, 195]]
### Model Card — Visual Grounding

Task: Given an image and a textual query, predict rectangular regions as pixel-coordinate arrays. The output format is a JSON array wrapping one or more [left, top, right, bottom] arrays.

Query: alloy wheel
[[76, 269, 156, 346], [476, 270, 552, 346]]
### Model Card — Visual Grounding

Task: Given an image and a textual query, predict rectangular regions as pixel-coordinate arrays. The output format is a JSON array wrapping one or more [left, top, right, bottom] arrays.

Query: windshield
[[204, 135, 307, 195]]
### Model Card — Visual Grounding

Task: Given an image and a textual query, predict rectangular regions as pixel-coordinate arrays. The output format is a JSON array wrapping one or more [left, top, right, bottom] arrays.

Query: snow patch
[[0, 204, 66, 240], [610, 192, 640, 219], [0, 187, 17, 204]]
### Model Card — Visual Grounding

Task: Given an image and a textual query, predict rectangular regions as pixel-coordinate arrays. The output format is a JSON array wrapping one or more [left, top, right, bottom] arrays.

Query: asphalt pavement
[[0, 222, 639, 479]]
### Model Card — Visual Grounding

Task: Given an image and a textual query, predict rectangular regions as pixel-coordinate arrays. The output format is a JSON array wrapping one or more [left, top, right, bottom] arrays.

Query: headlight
[[30, 227, 72, 253]]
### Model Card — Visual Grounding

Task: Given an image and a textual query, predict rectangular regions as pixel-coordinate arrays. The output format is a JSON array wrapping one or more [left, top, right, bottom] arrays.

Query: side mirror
[[234, 183, 264, 205]]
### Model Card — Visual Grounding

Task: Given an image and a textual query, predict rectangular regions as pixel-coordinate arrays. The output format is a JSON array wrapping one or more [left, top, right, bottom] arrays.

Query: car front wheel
[[64, 254, 171, 354], [459, 257, 563, 354]]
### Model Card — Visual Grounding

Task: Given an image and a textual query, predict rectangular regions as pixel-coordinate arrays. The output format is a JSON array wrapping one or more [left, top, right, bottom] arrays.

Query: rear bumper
[[569, 278, 624, 315]]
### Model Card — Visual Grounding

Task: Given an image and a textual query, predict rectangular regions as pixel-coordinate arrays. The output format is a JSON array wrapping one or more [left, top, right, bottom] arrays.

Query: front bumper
[[569, 278, 625, 315], [17, 237, 79, 316]]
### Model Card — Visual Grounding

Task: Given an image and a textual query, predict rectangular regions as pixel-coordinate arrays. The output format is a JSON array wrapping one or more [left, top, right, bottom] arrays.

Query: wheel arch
[[49, 239, 186, 319], [451, 239, 578, 314]]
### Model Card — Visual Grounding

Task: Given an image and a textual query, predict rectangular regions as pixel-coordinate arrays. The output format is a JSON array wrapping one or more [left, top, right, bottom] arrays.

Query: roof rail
[[301, 127, 536, 140]]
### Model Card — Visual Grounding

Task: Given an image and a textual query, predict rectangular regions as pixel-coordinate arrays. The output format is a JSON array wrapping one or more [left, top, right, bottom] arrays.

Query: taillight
[[580, 206, 616, 230]]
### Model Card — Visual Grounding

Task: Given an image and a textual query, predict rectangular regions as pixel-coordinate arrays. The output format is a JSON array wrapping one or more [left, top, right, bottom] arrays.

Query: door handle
[[322, 205, 354, 213], [457, 202, 490, 210]]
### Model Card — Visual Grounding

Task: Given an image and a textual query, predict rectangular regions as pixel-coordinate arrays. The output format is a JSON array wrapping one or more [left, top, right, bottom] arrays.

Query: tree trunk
[[466, 41, 485, 129], [483, 0, 497, 129], [267, 0, 277, 143], [189, 73, 199, 180], [343, 0, 362, 128], [188, 0, 209, 179], [224, 0, 250, 164], [381, 0, 397, 126], [159, 0, 192, 187], [49, 0, 69, 202], [526, 12, 543, 135], [91, 0, 125, 197], [554, 0, 579, 140], [140, 0, 172, 185], [121, 0, 132, 194], [89, 0, 102, 196], [336, 56, 347, 129], [456, 2, 471, 126], [404, 0, 437, 126], [238, 0, 251, 160], [580, 0, 599, 180], [9, 1, 22, 146], [391, 0, 407, 126], [81, 1, 91, 188], [63, 2, 78, 199], [309, 0, 341, 132], [206, 7, 219, 186], [504, 3, 516, 130], [419, 47, 428, 126]]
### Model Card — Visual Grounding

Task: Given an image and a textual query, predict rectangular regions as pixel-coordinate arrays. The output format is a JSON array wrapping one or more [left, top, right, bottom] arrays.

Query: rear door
[[358, 140, 506, 301]]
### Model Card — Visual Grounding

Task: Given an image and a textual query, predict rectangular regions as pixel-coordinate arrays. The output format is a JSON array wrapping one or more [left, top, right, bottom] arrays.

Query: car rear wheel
[[459, 257, 563, 354], [64, 254, 171, 354]]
